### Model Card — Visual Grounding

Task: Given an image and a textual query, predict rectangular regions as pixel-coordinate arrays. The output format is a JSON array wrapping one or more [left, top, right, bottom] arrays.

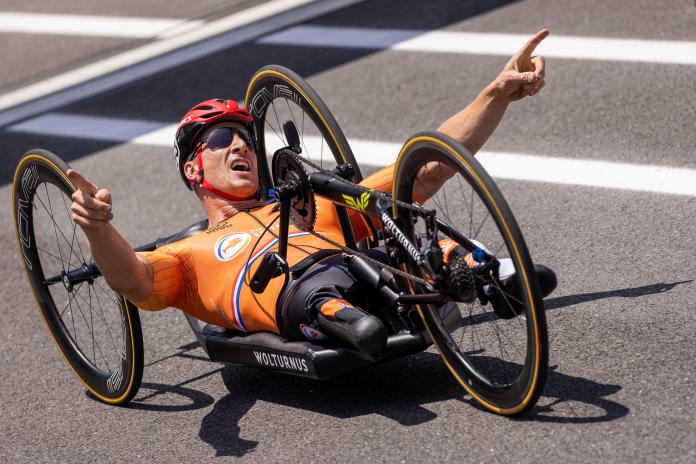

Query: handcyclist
[[68, 29, 556, 355]]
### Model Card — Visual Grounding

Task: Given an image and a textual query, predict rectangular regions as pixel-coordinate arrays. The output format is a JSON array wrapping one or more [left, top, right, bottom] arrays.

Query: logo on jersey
[[342, 192, 370, 212], [300, 323, 328, 341], [214, 233, 251, 261]]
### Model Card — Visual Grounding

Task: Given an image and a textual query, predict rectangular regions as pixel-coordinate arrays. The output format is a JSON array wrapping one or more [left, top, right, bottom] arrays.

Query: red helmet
[[174, 98, 255, 189]]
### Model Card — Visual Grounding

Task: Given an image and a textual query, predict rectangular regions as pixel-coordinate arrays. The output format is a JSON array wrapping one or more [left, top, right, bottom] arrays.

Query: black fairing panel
[[199, 303, 462, 379]]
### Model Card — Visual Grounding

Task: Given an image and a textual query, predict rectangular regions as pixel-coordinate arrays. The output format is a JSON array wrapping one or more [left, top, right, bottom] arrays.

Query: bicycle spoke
[[437, 163, 452, 222], [37, 186, 67, 272], [468, 182, 474, 238], [61, 189, 88, 264], [284, 98, 310, 158], [90, 281, 120, 356], [93, 279, 121, 308], [37, 246, 72, 269], [489, 315, 525, 360], [34, 190, 81, 269], [48, 185, 83, 268], [72, 289, 112, 371], [455, 175, 474, 231], [472, 211, 490, 241], [77, 284, 119, 357], [67, 284, 80, 348], [264, 118, 284, 149], [270, 101, 285, 145], [88, 285, 96, 367], [57, 282, 81, 321], [472, 273, 525, 307]]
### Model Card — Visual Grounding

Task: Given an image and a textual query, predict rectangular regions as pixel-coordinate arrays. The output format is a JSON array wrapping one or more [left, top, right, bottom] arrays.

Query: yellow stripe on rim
[[392, 135, 541, 415], [244, 69, 348, 164], [12, 154, 137, 404]]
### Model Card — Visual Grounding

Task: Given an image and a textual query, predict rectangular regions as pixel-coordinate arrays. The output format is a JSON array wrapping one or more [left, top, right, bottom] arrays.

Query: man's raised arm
[[412, 29, 549, 200], [67, 169, 153, 301], [437, 28, 548, 152]]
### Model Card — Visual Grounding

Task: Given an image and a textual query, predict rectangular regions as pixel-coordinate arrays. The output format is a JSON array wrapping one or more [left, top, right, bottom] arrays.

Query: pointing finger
[[518, 28, 550, 57], [67, 169, 98, 196]]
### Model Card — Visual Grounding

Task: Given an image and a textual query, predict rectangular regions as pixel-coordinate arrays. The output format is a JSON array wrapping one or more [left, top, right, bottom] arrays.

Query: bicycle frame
[[254, 152, 497, 308]]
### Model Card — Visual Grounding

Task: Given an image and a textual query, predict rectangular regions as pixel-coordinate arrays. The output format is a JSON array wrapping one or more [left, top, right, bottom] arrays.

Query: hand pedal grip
[[250, 252, 287, 293], [344, 254, 399, 306], [283, 120, 301, 152]]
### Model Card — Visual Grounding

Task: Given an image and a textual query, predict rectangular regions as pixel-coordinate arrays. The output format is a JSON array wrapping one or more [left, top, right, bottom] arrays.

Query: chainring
[[272, 148, 317, 231]]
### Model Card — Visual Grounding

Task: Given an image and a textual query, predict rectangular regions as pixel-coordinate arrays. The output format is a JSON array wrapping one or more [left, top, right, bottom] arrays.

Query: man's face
[[185, 121, 259, 199]]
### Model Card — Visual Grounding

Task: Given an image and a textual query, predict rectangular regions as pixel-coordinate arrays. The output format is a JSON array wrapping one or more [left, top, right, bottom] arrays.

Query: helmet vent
[[200, 111, 223, 119]]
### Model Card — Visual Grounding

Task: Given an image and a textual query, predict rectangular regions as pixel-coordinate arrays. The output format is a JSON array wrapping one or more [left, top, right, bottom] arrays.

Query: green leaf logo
[[342, 192, 370, 212], [359, 192, 370, 211]]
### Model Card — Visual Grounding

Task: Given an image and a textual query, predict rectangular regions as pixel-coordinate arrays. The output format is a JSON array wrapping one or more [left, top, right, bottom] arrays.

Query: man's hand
[[495, 28, 549, 102], [67, 169, 113, 229]]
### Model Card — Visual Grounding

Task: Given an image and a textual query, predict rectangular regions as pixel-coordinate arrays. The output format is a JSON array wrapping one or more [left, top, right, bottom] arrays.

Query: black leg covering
[[315, 300, 387, 355]]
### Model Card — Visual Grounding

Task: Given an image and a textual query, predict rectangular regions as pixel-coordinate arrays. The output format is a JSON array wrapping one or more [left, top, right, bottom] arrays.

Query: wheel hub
[[61, 271, 73, 292]]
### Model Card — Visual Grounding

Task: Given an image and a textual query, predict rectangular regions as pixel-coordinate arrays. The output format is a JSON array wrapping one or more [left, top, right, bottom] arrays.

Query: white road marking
[[0, 12, 203, 38], [259, 25, 696, 65], [0, 0, 365, 127], [10, 113, 696, 197]]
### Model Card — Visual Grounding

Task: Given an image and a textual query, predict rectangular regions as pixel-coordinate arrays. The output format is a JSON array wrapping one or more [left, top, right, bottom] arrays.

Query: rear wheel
[[392, 132, 548, 416], [245, 65, 362, 184], [12, 150, 143, 405]]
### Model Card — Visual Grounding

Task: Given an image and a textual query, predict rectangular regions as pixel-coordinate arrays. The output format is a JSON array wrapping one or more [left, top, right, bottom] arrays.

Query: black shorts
[[276, 248, 388, 341]]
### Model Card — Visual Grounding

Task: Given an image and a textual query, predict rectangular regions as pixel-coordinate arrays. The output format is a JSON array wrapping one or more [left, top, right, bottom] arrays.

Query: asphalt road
[[1, 1, 695, 463]]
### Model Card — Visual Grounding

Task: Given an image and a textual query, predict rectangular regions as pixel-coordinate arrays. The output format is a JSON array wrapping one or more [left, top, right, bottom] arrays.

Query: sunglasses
[[201, 126, 256, 152]]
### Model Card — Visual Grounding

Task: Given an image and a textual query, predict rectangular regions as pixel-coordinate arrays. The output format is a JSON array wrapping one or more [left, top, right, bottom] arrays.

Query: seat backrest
[[134, 219, 208, 252], [156, 219, 209, 247]]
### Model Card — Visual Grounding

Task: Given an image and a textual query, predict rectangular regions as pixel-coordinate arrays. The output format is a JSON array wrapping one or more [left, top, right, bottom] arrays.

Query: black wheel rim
[[13, 152, 141, 403], [245, 66, 362, 185], [393, 134, 547, 414]]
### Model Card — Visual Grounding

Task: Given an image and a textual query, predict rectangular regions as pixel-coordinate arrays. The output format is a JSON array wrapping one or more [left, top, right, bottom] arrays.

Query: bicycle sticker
[[119, 305, 128, 361], [17, 165, 39, 270], [342, 192, 370, 212], [380, 211, 424, 265], [300, 323, 327, 341], [253, 350, 309, 373], [107, 366, 124, 393], [249, 84, 302, 119]]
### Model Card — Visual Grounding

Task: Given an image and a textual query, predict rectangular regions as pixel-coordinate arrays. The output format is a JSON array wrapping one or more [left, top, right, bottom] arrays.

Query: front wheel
[[392, 132, 548, 416], [12, 150, 143, 405]]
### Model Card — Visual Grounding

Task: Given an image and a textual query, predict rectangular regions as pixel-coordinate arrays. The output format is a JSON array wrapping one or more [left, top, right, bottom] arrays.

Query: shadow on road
[[545, 280, 692, 311], [515, 365, 629, 424], [196, 351, 629, 457]]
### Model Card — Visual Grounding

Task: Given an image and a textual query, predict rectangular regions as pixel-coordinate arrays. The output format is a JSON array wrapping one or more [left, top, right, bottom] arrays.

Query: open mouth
[[230, 159, 250, 172]]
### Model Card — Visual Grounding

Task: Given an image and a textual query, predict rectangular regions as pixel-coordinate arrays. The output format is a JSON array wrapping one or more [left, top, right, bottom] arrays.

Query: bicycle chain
[[291, 151, 431, 215], [284, 150, 431, 287]]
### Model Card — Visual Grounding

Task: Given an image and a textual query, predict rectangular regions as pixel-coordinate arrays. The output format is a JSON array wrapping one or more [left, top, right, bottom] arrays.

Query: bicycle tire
[[244, 65, 362, 185], [12, 149, 143, 405], [392, 132, 548, 416]]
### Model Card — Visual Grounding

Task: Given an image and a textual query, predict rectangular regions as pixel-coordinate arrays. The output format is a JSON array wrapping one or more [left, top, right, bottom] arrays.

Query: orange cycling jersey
[[134, 164, 394, 333]]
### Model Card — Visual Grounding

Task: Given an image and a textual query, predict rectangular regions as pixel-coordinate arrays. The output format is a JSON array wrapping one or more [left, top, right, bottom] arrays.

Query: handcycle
[[12, 65, 548, 416]]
